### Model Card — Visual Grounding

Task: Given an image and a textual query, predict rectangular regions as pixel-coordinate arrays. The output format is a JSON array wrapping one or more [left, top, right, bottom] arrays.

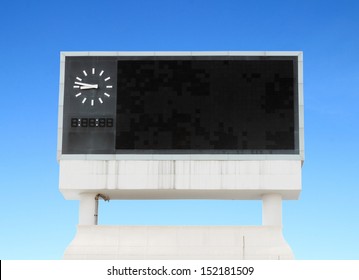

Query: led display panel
[[116, 56, 298, 154]]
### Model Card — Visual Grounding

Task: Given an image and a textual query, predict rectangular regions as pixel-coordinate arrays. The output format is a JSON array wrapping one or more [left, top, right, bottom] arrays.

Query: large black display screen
[[116, 56, 298, 154]]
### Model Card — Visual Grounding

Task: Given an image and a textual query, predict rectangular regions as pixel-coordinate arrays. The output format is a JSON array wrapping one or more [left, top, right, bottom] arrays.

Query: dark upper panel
[[62, 56, 117, 154], [115, 56, 298, 154], [61, 55, 299, 155]]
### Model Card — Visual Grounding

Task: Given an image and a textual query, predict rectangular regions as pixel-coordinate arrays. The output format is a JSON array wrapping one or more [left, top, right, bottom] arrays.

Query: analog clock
[[72, 67, 113, 107]]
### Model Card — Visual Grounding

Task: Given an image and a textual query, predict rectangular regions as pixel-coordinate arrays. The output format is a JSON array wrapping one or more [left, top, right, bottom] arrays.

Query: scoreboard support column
[[262, 193, 282, 226], [79, 194, 97, 226]]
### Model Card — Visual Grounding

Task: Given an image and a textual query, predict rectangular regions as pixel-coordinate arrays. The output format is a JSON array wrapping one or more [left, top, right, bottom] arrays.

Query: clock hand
[[80, 85, 98, 89], [74, 81, 98, 88]]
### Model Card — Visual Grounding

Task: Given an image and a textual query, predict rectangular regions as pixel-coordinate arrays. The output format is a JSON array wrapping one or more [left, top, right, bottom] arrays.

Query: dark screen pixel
[[116, 58, 297, 153]]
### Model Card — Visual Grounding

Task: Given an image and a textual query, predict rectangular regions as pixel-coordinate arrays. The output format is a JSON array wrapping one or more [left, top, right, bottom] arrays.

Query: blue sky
[[0, 0, 358, 259]]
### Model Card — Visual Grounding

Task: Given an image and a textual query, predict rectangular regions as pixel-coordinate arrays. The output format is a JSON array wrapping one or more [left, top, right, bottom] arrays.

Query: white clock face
[[73, 67, 113, 106]]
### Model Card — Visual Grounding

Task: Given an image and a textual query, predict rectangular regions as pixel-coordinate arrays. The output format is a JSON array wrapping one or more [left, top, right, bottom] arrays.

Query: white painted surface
[[64, 225, 294, 260], [59, 160, 301, 200], [78, 194, 96, 225], [262, 194, 282, 226]]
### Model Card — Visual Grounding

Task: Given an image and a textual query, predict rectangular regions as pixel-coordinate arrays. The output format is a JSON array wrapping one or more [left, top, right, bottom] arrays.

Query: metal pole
[[94, 194, 110, 225]]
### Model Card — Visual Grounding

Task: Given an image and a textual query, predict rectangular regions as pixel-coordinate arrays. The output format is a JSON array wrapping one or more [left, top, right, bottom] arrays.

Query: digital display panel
[[116, 57, 298, 154], [61, 54, 299, 155]]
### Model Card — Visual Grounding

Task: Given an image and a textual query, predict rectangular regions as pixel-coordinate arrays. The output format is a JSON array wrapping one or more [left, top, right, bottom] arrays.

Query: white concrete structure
[[262, 194, 283, 226], [60, 160, 301, 200], [58, 51, 303, 259], [64, 226, 294, 260]]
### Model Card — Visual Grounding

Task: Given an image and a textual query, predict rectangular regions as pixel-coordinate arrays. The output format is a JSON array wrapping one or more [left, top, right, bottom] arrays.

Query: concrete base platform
[[64, 225, 294, 260]]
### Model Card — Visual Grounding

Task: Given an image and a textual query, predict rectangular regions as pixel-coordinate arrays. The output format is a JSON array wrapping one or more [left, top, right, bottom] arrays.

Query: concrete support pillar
[[79, 194, 96, 225], [262, 193, 282, 226]]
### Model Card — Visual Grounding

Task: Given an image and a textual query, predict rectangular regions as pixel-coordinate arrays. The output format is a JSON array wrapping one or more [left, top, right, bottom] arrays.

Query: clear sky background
[[0, 0, 358, 260]]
